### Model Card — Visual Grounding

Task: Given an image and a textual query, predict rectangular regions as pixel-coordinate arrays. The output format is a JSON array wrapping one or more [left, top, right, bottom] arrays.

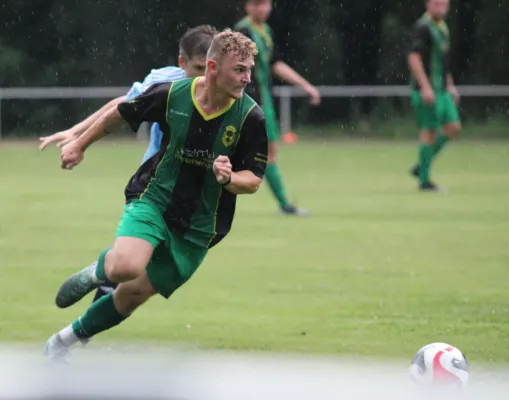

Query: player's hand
[[39, 129, 78, 151], [447, 85, 460, 105], [305, 85, 321, 106], [421, 87, 435, 105], [60, 140, 84, 170], [213, 155, 232, 185]]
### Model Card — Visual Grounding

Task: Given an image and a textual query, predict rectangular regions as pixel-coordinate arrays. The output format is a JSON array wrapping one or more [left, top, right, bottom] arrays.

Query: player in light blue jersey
[[38, 25, 217, 303]]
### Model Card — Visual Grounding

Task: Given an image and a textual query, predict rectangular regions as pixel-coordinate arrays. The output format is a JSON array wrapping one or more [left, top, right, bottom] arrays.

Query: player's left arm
[[446, 72, 460, 104], [271, 46, 320, 105], [216, 106, 268, 195]]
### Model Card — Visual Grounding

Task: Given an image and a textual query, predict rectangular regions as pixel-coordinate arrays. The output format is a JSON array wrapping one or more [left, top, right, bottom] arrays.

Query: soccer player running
[[408, 0, 461, 191], [235, 0, 321, 215], [44, 29, 268, 361], [39, 25, 217, 304]]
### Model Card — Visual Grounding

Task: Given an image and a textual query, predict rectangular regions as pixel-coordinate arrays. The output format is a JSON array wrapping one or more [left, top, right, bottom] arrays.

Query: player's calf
[[113, 273, 156, 315], [413, 129, 437, 187], [266, 142, 308, 216]]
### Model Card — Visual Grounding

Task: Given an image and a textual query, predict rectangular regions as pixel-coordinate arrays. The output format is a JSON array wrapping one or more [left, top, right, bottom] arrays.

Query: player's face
[[179, 55, 207, 78], [246, 0, 272, 24], [214, 52, 254, 99], [426, 0, 449, 19]]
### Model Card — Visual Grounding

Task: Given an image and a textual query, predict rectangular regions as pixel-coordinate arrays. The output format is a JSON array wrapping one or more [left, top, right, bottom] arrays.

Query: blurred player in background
[[39, 25, 217, 304], [235, 0, 321, 215], [408, 0, 461, 191], [44, 30, 268, 362]]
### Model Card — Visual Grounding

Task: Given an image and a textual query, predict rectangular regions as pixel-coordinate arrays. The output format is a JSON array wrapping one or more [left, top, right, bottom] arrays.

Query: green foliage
[[0, 0, 508, 137]]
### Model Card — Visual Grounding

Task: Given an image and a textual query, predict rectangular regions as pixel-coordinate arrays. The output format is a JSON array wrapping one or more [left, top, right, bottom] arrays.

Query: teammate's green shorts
[[262, 102, 280, 143], [411, 90, 460, 130], [116, 200, 208, 299]]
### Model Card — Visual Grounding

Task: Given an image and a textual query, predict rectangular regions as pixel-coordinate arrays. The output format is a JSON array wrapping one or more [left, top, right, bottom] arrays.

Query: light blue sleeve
[[141, 124, 163, 164], [126, 67, 185, 164], [125, 82, 143, 101]]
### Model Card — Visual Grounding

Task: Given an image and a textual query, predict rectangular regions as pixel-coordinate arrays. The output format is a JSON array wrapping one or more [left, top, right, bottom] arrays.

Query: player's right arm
[[40, 73, 157, 151], [69, 96, 127, 136], [408, 23, 435, 105], [39, 96, 126, 150], [60, 83, 171, 170]]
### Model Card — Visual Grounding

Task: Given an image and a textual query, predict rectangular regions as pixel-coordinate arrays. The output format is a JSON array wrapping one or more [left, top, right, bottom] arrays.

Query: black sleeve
[[410, 23, 430, 54], [231, 105, 268, 179], [117, 82, 171, 133]]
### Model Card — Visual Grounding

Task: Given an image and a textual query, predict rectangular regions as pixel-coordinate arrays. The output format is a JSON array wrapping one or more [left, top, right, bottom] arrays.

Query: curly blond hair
[[207, 28, 258, 62]]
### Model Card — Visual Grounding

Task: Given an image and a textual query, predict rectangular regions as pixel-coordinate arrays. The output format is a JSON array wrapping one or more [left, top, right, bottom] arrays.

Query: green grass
[[295, 117, 509, 139], [1, 139, 509, 363]]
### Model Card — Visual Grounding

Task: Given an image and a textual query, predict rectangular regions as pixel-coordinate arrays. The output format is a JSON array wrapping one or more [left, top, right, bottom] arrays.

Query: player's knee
[[444, 122, 461, 138], [107, 238, 153, 282], [419, 130, 436, 144], [108, 251, 146, 282]]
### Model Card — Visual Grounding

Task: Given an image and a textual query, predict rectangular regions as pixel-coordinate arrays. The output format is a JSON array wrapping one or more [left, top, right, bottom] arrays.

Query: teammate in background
[[44, 29, 268, 361], [39, 25, 217, 164], [39, 25, 217, 304], [408, 0, 461, 191], [235, 0, 321, 215]]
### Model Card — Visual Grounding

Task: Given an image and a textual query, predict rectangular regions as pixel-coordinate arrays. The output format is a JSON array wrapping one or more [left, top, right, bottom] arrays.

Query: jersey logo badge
[[222, 125, 236, 147]]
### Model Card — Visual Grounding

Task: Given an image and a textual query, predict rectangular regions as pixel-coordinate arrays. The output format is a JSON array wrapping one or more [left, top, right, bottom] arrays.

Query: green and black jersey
[[235, 17, 282, 107], [118, 78, 268, 249], [410, 13, 451, 92]]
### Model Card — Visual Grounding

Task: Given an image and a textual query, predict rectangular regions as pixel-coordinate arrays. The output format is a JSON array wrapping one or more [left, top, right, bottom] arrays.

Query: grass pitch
[[1, 139, 508, 364]]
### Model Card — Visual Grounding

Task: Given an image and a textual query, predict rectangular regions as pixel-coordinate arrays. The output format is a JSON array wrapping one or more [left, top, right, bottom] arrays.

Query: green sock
[[432, 132, 449, 159], [265, 163, 290, 208], [418, 144, 434, 184], [94, 248, 111, 283], [71, 292, 127, 339]]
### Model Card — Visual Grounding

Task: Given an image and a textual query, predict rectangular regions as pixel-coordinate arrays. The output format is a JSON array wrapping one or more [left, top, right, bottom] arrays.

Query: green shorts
[[116, 200, 208, 298], [411, 90, 460, 131], [262, 102, 280, 143]]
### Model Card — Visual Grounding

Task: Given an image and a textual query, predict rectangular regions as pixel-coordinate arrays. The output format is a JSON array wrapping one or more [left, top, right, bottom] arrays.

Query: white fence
[[1, 85, 508, 138]]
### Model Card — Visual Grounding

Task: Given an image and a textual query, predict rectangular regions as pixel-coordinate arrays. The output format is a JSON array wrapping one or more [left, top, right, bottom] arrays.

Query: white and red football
[[410, 342, 470, 387]]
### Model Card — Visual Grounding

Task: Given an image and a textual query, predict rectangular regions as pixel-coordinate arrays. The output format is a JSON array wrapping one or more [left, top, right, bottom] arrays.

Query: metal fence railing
[[1, 85, 508, 138]]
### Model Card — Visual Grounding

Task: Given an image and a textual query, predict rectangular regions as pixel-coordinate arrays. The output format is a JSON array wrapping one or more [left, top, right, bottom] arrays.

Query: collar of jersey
[[424, 12, 448, 34], [248, 19, 272, 47], [191, 77, 236, 121]]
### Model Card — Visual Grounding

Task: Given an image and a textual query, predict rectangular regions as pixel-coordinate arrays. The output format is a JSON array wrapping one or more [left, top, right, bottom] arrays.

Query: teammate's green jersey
[[410, 13, 451, 92], [235, 17, 282, 106], [118, 78, 268, 249]]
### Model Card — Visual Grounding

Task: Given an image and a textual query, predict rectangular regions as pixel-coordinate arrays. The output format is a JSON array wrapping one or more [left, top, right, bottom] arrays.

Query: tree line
[[0, 0, 506, 136]]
